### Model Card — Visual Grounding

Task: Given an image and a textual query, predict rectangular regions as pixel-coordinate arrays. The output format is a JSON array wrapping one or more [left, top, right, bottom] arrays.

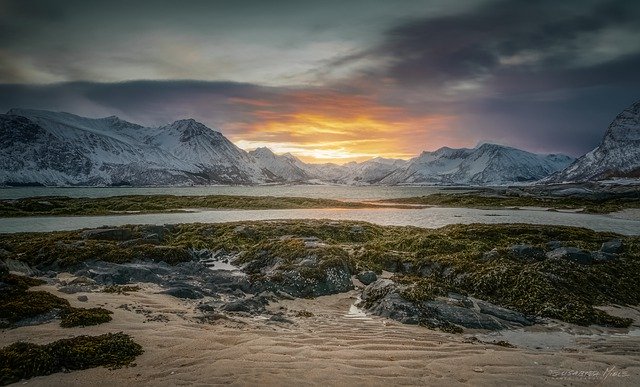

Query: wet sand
[[2, 283, 640, 386]]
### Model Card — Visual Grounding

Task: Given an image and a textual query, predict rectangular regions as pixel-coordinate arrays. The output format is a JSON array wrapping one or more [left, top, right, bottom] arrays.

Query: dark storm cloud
[[0, 81, 284, 132], [366, 0, 640, 91], [320, 0, 640, 155], [0, 0, 639, 158]]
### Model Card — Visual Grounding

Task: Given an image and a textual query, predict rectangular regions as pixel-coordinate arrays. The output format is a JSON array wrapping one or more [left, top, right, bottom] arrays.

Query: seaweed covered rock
[[81, 228, 133, 241], [0, 273, 112, 329], [508, 245, 545, 262], [0, 332, 143, 385], [601, 239, 624, 254], [546, 247, 593, 264], [360, 279, 533, 331]]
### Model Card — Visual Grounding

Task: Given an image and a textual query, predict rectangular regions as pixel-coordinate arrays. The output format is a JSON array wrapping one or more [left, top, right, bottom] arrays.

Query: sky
[[1, 0, 639, 163]]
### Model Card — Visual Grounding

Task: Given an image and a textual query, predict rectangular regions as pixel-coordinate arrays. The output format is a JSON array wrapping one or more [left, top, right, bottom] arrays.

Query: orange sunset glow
[[227, 92, 464, 163]]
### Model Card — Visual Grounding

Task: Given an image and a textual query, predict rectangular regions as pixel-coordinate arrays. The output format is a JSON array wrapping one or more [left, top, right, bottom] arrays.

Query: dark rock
[[546, 240, 565, 250], [161, 286, 203, 299], [473, 298, 533, 326], [59, 285, 93, 294], [268, 314, 294, 324], [81, 228, 133, 241], [546, 247, 593, 265], [77, 295, 88, 302], [423, 301, 506, 330], [356, 271, 377, 285], [481, 249, 500, 261], [68, 276, 96, 285], [256, 264, 353, 298], [82, 262, 169, 285], [592, 251, 617, 263], [3, 258, 36, 275], [601, 239, 624, 254], [361, 279, 534, 331], [508, 245, 545, 262], [221, 296, 268, 314]]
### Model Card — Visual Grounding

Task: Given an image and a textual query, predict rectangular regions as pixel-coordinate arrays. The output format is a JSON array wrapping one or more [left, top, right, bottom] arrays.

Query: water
[[0, 185, 462, 201], [475, 328, 640, 350], [1, 207, 638, 235]]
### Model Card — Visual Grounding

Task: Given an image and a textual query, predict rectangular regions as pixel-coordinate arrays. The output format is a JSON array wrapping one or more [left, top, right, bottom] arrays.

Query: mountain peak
[[250, 147, 276, 157]]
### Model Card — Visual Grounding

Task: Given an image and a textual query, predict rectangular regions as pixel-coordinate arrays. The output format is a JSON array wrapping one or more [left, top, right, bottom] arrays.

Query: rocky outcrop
[[360, 279, 533, 331]]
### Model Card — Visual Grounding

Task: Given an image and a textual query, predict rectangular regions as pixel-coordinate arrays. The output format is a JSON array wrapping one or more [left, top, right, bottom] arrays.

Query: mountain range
[[0, 103, 636, 187]]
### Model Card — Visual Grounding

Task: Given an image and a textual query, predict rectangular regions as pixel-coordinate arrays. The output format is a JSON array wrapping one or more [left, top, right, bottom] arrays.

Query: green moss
[[0, 332, 143, 385]]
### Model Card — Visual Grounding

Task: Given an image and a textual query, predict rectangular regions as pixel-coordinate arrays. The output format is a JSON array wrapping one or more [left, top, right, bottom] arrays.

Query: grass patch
[[0, 194, 379, 217], [377, 192, 640, 213], [0, 332, 142, 385]]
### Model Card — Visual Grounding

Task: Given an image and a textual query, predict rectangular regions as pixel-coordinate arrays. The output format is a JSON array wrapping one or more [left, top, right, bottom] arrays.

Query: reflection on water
[[1, 207, 639, 235]]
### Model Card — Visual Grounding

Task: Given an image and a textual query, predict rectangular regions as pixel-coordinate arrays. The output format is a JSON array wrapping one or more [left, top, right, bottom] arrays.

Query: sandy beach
[[3, 280, 639, 386]]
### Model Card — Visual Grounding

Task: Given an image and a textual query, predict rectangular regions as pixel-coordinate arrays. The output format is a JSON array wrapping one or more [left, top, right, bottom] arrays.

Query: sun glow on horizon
[[225, 90, 466, 164]]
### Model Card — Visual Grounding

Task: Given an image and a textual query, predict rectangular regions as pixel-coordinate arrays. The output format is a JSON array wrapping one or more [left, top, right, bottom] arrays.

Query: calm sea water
[[1, 207, 638, 235], [0, 185, 459, 201]]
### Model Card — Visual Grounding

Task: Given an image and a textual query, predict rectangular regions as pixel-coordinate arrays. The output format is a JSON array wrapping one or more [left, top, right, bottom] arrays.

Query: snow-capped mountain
[[1, 109, 275, 186], [248, 147, 311, 182], [1, 108, 574, 187], [380, 144, 573, 185], [545, 100, 640, 182]]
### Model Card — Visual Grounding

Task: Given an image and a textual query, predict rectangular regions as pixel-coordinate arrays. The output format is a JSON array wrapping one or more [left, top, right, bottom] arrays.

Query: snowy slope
[[248, 147, 311, 182], [545, 100, 640, 182], [0, 109, 274, 186], [381, 144, 573, 185]]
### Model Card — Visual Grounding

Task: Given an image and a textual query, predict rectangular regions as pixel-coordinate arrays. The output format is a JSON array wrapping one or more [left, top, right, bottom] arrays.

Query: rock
[[591, 251, 617, 263], [221, 296, 268, 314], [356, 271, 377, 285], [81, 228, 133, 241], [473, 298, 533, 326], [77, 295, 88, 302], [68, 276, 96, 285], [298, 258, 317, 267], [59, 285, 93, 294], [350, 225, 365, 234], [3, 258, 35, 275], [508, 245, 545, 262], [546, 240, 565, 250], [601, 239, 624, 254], [161, 286, 203, 299], [139, 225, 172, 241], [268, 314, 294, 324], [84, 262, 169, 285], [256, 264, 353, 298], [546, 247, 593, 265], [482, 249, 500, 261], [422, 301, 507, 330], [361, 279, 533, 330]]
